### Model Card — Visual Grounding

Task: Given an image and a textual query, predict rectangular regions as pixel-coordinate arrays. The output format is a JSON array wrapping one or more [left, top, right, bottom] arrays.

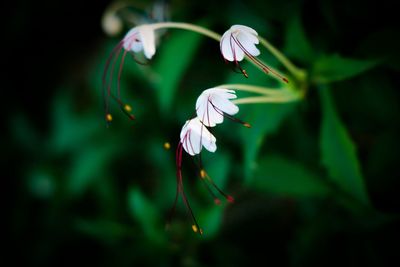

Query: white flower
[[123, 25, 156, 59], [196, 88, 239, 127], [220, 25, 260, 62], [180, 118, 217, 156]]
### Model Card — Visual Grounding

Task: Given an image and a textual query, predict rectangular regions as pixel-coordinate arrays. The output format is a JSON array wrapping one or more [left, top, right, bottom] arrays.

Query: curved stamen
[[231, 35, 288, 83], [103, 33, 142, 124], [229, 34, 248, 78], [117, 49, 128, 99], [173, 135, 203, 235], [200, 168, 234, 203], [208, 99, 251, 128], [102, 41, 124, 120]]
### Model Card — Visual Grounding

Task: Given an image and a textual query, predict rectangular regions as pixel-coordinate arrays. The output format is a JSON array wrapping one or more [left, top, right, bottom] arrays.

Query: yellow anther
[[106, 113, 113, 122], [124, 104, 132, 113], [200, 169, 206, 179], [243, 123, 251, 128], [163, 142, 171, 150], [192, 225, 203, 235]]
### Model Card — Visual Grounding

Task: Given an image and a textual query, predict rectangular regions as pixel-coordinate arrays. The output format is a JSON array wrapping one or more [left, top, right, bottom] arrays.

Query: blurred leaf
[[27, 170, 55, 199], [200, 205, 224, 239], [241, 103, 295, 182], [10, 114, 40, 152], [252, 155, 330, 197], [128, 188, 165, 244], [225, 61, 296, 182], [75, 219, 131, 244], [51, 90, 101, 153], [313, 54, 379, 83], [201, 152, 231, 189], [68, 144, 119, 196], [153, 28, 203, 112], [284, 15, 314, 63], [319, 87, 370, 205]]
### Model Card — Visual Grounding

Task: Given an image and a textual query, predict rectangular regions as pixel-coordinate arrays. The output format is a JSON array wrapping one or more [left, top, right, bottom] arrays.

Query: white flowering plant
[[99, 2, 372, 238]]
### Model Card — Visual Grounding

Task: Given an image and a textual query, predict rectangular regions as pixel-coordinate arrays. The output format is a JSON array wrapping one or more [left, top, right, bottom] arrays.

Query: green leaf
[[127, 188, 165, 244], [284, 15, 314, 63], [50, 90, 101, 153], [75, 219, 131, 244], [153, 29, 203, 112], [225, 61, 296, 182], [313, 54, 379, 84], [241, 103, 295, 182], [201, 152, 231, 189], [200, 205, 224, 239], [68, 144, 119, 196], [319, 87, 370, 205], [252, 155, 330, 197]]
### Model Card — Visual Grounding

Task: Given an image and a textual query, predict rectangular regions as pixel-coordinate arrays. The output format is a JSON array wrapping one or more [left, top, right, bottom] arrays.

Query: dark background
[[5, 0, 400, 266]]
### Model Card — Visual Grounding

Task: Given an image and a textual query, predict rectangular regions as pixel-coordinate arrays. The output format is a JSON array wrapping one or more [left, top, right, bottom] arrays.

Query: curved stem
[[151, 22, 221, 41], [122, 21, 307, 89], [232, 95, 301, 105], [148, 23, 303, 82], [258, 36, 306, 81], [217, 84, 290, 96]]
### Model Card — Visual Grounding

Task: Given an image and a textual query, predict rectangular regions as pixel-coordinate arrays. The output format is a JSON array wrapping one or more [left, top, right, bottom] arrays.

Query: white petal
[[241, 30, 259, 44], [186, 130, 201, 155], [237, 33, 260, 57], [196, 89, 222, 127], [196, 100, 223, 127], [179, 118, 217, 155], [138, 25, 156, 59], [220, 31, 234, 61], [221, 28, 250, 62], [231, 25, 258, 36], [195, 88, 239, 127], [207, 105, 224, 126], [130, 42, 143, 53], [181, 121, 201, 156], [201, 131, 217, 153], [212, 95, 239, 115], [123, 28, 141, 52], [215, 89, 237, 100]]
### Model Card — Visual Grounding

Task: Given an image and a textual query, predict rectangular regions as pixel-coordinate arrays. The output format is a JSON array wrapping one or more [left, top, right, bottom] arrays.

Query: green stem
[[150, 22, 221, 41], [139, 22, 306, 89], [217, 84, 290, 96], [258, 36, 306, 81], [232, 95, 300, 105], [149, 22, 303, 83]]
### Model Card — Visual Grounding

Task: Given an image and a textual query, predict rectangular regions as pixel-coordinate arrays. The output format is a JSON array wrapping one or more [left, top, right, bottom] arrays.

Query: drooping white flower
[[220, 25, 260, 63], [102, 25, 157, 123], [123, 25, 156, 59], [196, 88, 239, 127], [220, 25, 289, 82], [180, 118, 217, 156]]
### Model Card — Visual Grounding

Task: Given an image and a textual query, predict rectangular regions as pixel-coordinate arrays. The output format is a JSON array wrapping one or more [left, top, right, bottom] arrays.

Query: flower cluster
[[102, 24, 288, 124], [102, 21, 294, 235], [175, 87, 251, 234]]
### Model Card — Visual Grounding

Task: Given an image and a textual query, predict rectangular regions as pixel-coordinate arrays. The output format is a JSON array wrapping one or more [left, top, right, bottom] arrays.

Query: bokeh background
[[6, 0, 400, 266]]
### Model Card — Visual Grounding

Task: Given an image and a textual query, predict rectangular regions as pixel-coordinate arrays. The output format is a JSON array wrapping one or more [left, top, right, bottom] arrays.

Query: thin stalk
[[232, 94, 301, 105], [258, 36, 306, 81], [217, 84, 290, 96], [151, 22, 221, 41]]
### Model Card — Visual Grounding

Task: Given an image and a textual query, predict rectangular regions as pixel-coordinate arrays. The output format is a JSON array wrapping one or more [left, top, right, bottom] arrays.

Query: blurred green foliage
[[7, 0, 399, 266]]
